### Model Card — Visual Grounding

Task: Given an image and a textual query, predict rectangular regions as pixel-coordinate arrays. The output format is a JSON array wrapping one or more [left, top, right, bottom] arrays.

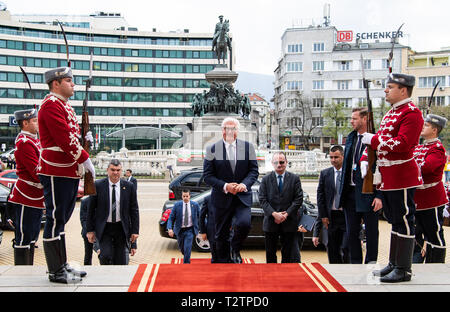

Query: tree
[[323, 100, 352, 143], [428, 105, 450, 149], [283, 91, 323, 150]]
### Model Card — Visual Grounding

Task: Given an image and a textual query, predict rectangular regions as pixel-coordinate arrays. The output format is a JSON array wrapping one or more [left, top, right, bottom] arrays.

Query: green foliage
[[323, 100, 352, 141]]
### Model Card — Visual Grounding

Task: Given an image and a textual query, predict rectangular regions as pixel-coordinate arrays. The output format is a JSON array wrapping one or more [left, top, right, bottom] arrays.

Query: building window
[[337, 80, 350, 90], [312, 98, 324, 108], [313, 61, 324, 71], [418, 96, 445, 106], [287, 44, 302, 53], [313, 80, 324, 90], [363, 59, 371, 70], [286, 62, 303, 72], [286, 81, 303, 91], [313, 42, 325, 52], [418, 76, 446, 88], [339, 61, 350, 71], [312, 117, 324, 126], [334, 98, 352, 107]]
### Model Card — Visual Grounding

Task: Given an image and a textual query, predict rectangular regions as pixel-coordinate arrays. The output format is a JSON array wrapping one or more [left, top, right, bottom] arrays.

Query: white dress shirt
[[108, 179, 121, 223]]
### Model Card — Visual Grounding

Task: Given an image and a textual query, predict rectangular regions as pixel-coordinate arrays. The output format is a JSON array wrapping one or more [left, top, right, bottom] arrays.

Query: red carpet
[[170, 258, 255, 264], [128, 263, 346, 292]]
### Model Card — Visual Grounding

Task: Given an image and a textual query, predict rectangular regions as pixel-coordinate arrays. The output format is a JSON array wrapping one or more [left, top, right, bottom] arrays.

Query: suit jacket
[[127, 176, 137, 190], [259, 171, 303, 232], [167, 200, 200, 237], [341, 131, 382, 212], [203, 139, 259, 210], [86, 178, 140, 249], [199, 195, 215, 238], [317, 167, 339, 220]]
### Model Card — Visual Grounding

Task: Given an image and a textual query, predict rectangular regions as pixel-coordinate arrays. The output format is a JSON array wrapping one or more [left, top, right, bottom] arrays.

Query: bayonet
[[57, 20, 71, 67], [426, 80, 440, 116], [387, 23, 404, 73]]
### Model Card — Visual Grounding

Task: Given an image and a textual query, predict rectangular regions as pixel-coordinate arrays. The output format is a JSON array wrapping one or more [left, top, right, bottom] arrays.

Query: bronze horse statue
[[212, 19, 232, 65]]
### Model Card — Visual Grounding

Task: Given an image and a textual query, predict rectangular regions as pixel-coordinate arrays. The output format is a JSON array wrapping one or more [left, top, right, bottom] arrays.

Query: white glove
[[361, 133, 374, 145], [361, 161, 368, 179], [82, 158, 96, 179], [85, 131, 94, 144]]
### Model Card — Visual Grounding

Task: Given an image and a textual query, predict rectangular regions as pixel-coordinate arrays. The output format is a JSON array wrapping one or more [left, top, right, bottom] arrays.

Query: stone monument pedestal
[[184, 112, 256, 152]]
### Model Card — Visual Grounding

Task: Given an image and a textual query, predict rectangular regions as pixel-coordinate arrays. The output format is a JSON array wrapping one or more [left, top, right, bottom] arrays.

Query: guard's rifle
[[360, 54, 375, 194], [387, 23, 404, 74], [57, 21, 96, 195], [19, 66, 36, 109]]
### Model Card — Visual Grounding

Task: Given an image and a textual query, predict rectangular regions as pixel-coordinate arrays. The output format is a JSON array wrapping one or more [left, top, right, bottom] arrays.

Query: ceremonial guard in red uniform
[[8, 109, 44, 265], [38, 67, 95, 284], [413, 114, 447, 263], [361, 73, 424, 283]]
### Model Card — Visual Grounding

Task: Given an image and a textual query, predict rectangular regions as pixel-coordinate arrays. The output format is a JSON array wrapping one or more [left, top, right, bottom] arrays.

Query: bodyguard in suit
[[87, 159, 139, 265], [79, 197, 93, 265], [125, 169, 137, 190], [168, 189, 200, 263], [259, 152, 303, 263], [317, 145, 349, 264], [341, 108, 382, 264], [199, 194, 218, 263], [203, 117, 259, 263]]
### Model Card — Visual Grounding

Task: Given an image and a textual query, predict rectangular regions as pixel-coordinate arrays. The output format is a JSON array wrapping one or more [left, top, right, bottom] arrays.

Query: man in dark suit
[[79, 196, 93, 265], [199, 194, 218, 263], [341, 108, 382, 264], [86, 159, 139, 265], [167, 189, 200, 264], [125, 169, 137, 190], [259, 152, 303, 263], [203, 117, 259, 263], [317, 145, 349, 263]]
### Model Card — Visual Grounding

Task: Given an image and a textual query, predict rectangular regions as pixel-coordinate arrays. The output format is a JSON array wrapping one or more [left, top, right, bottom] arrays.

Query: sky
[[4, 0, 450, 76]]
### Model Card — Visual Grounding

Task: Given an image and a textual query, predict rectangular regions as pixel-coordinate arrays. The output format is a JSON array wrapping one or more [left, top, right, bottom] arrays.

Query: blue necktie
[[278, 175, 283, 193], [335, 171, 341, 208]]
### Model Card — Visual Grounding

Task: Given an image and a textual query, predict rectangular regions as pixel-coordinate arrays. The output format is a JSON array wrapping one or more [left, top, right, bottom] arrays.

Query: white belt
[[40, 155, 76, 168], [377, 157, 414, 167], [42, 146, 64, 152], [18, 178, 43, 189], [417, 181, 440, 190]]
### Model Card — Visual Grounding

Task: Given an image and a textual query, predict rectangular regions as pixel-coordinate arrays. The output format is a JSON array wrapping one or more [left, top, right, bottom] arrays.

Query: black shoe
[[380, 236, 414, 283], [230, 250, 242, 264], [373, 233, 397, 277]]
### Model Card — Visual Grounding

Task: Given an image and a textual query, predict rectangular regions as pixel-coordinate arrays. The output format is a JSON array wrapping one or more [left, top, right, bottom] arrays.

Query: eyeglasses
[[272, 161, 285, 165]]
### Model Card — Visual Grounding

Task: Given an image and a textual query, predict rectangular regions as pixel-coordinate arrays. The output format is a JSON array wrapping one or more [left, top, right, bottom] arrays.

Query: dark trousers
[[99, 222, 127, 265], [13, 203, 43, 247], [344, 187, 379, 264], [382, 188, 416, 237], [177, 226, 195, 264], [39, 176, 78, 240], [265, 231, 299, 263], [206, 226, 218, 263], [214, 195, 251, 263], [82, 235, 93, 265], [415, 206, 446, 249], [327, 210, 348, 264]]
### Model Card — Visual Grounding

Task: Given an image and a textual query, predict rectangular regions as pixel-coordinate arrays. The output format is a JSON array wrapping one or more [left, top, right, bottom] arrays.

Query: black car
[[168, 168, 209, 200], [0, 183, 13, 232], [159, 184, 322, 252]]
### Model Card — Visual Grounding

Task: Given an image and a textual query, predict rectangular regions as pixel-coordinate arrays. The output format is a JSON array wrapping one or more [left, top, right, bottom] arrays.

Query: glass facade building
[[0, 11, 225, 152]]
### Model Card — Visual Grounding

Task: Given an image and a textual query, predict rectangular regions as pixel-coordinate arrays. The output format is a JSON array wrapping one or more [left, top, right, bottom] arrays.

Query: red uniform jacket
[[8, 131, 44, 209], [362, 99, 424, 191], [37, 93, 89, 179], [413, 138, 448, 210]]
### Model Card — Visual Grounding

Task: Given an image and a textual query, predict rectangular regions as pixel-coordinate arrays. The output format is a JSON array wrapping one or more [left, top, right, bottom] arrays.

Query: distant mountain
[[235, 71, 275, 104]]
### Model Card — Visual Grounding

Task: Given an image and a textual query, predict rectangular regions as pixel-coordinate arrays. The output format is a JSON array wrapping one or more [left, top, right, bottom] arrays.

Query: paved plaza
[[0, 180, 449, 292]]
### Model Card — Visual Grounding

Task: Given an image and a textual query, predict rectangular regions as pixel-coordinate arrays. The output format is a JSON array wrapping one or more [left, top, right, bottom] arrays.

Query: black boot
[[380, 236, 414, 283], [426, 246, 446, 263], [60, 234, 87, 277], [373, 233, 397, 277], [29, 243, 35, 265], [14, 247, 31, 265], [230, 249, 242, 264], [43, 239, 82, 284]]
